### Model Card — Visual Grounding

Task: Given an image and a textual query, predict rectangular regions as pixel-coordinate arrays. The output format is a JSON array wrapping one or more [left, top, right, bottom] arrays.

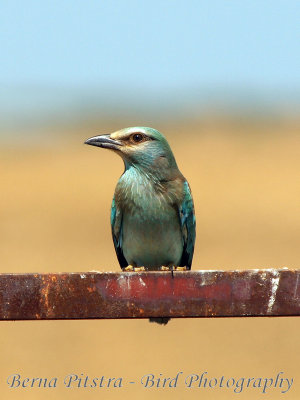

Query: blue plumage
[[85, 127, 196, 271], [110, 197, 127, 269], [178, 181, 196, 269]]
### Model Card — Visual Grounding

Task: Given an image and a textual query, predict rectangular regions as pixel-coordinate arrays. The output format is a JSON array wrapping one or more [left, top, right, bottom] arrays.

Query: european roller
[[85, 127, 196, 323]]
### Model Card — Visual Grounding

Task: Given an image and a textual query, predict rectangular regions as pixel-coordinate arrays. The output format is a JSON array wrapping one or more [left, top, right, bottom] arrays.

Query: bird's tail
[[149, 317, 170, 325]]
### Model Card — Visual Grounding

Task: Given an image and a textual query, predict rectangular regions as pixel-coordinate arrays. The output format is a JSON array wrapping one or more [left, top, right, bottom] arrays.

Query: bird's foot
[[123, 265, 146, 272], [160, 265, 171, 271], [134, 266, 146, 272], [175, 266, 187, 271], [124, 265, 134, 271]]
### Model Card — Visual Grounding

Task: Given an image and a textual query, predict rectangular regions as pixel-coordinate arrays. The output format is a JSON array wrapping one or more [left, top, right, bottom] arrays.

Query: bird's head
[[85, 127, 179, 178]]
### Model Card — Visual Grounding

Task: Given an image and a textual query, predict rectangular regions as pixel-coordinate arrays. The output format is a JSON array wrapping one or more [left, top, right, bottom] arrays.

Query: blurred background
[[1, 1, 299, 399]]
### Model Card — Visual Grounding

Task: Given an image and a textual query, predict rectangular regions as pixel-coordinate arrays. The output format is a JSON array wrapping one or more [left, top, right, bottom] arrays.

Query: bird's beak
[[84, 134, 123, 150]]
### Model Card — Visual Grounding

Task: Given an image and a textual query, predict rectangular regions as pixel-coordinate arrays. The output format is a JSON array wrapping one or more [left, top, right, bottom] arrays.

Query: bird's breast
[[122, 205, 183, 268], [116, 175, 183, 268]]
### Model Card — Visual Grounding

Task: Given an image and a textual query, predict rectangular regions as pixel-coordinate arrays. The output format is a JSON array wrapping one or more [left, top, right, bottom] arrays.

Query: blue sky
[[1, 0, 299, 121]]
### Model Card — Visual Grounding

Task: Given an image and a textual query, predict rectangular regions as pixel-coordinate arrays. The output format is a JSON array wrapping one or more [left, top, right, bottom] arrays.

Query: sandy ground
[[0, 119, 299, 399]]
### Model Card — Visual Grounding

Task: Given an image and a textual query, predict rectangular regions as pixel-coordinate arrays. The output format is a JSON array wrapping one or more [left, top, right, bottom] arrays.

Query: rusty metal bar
[[0, 269, 299, 320]]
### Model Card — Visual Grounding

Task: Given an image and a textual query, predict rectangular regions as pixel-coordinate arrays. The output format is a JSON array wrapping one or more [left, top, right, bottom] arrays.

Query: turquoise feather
[[86, 127, 196, 270]]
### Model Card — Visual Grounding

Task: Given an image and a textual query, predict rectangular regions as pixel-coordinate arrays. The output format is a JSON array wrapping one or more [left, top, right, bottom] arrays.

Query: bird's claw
[[124, 265, 145, 272], [175, 266, 187, 271], [134, 266, 146, 272], [160, 266, 187, 272], [124, 265, 187, 272], [124, 265, 134, 271]]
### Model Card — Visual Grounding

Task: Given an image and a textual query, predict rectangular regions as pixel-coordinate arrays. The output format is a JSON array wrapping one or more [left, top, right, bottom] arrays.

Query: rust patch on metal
[[0, 269, 298, 320]]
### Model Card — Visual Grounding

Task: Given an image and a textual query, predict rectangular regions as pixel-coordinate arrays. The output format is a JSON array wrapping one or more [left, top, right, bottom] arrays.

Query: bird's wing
[[110, 197, 128, 269], [178, 181, 196, 269]]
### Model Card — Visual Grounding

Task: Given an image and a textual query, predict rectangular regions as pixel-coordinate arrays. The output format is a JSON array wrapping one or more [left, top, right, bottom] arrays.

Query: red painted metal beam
[[0, 269, 299, 320]]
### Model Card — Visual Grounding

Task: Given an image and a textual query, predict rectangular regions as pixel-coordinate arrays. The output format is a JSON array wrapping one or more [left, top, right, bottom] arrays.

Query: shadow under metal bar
[[0, 269, 299, 320]]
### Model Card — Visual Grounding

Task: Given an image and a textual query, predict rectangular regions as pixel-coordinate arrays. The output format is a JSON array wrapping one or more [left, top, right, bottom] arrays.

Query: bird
[[85, 127, 196, 324]]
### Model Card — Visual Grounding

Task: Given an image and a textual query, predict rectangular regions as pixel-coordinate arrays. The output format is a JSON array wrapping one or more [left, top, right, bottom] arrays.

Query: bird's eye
[[131, 133, 144, 143]]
